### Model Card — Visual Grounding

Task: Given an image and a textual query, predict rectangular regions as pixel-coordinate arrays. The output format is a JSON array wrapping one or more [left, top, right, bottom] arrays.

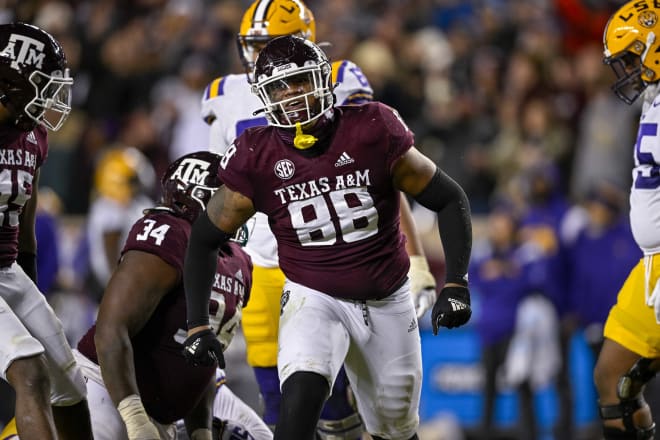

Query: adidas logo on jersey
[[449, 298, 468, 312], [334, 152, 355, 167], [408, 318, 418, 333], [26, 131, 37, 144]]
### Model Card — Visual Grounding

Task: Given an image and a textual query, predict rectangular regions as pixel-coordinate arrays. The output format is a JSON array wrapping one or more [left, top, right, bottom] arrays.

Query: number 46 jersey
[[200, 60, 373, 268]]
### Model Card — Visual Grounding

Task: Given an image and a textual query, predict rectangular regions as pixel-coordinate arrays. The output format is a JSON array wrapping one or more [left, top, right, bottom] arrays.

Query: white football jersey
[[631, 84, 660, 254], [201, 60, 373, 267]]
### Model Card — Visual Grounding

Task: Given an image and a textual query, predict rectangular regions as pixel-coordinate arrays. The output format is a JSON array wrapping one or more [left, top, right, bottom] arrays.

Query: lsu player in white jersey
[[200, 1, 438, 437], [595, 1, 660, 439]]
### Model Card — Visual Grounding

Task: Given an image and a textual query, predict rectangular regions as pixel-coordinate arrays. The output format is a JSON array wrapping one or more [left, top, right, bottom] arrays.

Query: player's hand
[[117, 395, 161, 440], [408, 255, 437, 318], [182, 328, 225, 368], [432, 285, 471, 334]]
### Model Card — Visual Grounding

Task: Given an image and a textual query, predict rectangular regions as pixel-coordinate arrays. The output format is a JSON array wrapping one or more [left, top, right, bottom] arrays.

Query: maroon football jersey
[[77, 210, 252, 424], [220, 102, 412, 300], [0, 125, 48, 267]]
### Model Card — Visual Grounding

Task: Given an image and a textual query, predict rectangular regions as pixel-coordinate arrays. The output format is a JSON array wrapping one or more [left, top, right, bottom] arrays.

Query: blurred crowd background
[[0, 0, 649, 439]]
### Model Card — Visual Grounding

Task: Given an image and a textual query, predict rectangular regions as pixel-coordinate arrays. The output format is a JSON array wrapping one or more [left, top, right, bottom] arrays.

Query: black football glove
[[432, 285, 471, 335], [182, 329, 225, 368]]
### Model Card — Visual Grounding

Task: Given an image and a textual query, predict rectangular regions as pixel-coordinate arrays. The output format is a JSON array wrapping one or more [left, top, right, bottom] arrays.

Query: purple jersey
[[220, 102, 412, 300], [0, 125, 47, 267], [77, 210, 252, 424]]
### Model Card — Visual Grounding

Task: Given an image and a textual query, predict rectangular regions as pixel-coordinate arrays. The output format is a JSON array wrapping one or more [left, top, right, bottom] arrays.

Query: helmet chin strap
[[293, 121, 318, 149]]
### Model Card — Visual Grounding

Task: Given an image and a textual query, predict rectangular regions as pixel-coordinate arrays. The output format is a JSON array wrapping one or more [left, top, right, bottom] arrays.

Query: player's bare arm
[[206, 185, 256, 234], [95, 250, 178, 406], [392, 146, 438, 197]]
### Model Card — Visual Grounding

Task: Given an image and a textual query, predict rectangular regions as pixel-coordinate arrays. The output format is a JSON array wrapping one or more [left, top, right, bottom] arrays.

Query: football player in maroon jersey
[[0, 22, 93, 440], [183, 36, 473, 440], [75, 151, 269, 440]]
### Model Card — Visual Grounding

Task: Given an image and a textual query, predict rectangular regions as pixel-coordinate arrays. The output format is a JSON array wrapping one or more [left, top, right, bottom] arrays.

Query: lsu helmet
[[252, 35, 333, 128], [94, 147, 155, 205], [0, 22, 73, 131], [603, 0, 660, 104], [237, 0, 316, 80], [160, 151, 223, 223]]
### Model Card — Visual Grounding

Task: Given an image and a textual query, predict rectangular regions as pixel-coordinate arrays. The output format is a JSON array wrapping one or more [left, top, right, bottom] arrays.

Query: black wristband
[[187, 319, 211, 329], [17, 251, 37, 284]]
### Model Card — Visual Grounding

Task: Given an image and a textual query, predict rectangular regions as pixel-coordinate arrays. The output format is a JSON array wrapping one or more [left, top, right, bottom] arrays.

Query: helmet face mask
[[251, 36, 333, 128], [0, 23, 73, 131], [237, 0, 316, 82], [603, 1, 660, 104], [605, 51, 646, 104]]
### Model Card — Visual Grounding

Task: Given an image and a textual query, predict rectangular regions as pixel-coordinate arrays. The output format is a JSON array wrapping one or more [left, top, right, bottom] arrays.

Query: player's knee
[[617, 358, 657, 400], [6, 355, 51, 398], [282, 371, 329, 405], [594, 356, 620, 397]]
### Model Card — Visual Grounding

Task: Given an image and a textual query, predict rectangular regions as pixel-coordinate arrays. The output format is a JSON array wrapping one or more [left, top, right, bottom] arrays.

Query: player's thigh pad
[[605, 258, 660, 358], [0, 293, 44, 380], [1, 263, 86, 406], [343, 282, 422, 439], [277, 280, 351, 390], [241, 265, 286, 367], [1, 263, 86, 405]]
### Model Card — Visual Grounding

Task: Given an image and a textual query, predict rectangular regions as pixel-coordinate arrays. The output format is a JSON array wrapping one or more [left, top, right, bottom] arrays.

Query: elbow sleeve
[[412, 168, 472, 285], [184, 211, 234, 327]]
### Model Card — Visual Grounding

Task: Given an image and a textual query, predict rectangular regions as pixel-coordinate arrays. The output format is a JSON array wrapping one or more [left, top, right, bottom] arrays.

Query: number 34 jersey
[[220, 102, 412, 301], [201, 60, 373, 268], [0, 125, 47, 267], [632, 88, 660, 254], [77, 210, 253, 423]]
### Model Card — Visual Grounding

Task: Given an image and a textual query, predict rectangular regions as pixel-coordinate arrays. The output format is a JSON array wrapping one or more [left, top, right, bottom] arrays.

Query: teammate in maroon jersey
[[183, 36, 473, 440], [0, 22, 94, 439], [75, 151, 265, 440]]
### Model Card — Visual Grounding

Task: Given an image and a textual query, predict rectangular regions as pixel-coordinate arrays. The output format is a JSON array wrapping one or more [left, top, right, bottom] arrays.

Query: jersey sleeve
[[217, 133, 257, 200], [201, 76, 227, 123], [332, 60, 374, 105], [121, 212, 189, 276], [35, 126, 49, 168], [375, 103, 415, 172]]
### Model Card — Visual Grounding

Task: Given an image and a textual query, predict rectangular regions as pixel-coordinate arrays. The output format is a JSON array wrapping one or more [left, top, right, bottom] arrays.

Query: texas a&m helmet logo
[[169, 158, 211, 185], [0, 33, 46, 71]]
